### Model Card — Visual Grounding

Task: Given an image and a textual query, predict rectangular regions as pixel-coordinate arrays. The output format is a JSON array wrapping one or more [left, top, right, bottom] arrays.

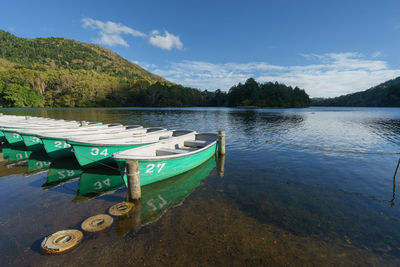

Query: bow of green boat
[[112, 132, 218, 186], [67, 128, 179, 168], [2, 130, 26, 146]]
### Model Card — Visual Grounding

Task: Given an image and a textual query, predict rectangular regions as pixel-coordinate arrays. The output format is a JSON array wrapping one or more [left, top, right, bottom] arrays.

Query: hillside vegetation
[[312, 77, 400, 107], [0, 30, 310, 108]]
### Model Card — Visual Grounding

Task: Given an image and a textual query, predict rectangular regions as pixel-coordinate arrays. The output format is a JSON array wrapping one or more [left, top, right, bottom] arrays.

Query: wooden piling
[[0, 113, 3, 116], [80, 121, 88, 127], [25, 116, 31, 120], [126, 160, 141, 200], [218, 130, 226, 155]]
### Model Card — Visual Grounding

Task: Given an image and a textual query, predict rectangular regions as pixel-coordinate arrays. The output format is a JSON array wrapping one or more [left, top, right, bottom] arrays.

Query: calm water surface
[[1, 107, 400, 266]]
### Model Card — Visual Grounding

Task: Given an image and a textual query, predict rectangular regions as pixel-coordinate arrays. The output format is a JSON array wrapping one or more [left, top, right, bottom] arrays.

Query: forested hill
[[0, 30, 166, 82], [312, 77, 400, 107]]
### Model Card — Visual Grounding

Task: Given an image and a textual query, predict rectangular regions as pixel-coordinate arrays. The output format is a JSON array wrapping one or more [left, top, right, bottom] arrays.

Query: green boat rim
[[113, 140, 217, 161], [67, 139, 159, 146]]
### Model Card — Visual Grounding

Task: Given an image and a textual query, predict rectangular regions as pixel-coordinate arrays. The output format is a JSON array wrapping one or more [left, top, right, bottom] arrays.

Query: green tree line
[[312, 77, 400, 107], [0, 67, 310, 108]]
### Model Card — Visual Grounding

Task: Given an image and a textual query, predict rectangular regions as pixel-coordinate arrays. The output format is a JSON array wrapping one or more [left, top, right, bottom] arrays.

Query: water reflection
[[43, 158, 83, 189], [74, 167, 124, 201], [1, 143, 11, 159], [26, 152, 52, 174], [115, 156, 216, 236], [7, 146, 32, 163]]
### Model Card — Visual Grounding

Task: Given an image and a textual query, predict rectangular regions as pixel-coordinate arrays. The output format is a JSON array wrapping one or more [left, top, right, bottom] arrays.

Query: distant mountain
[[312, 77, 400, 107]]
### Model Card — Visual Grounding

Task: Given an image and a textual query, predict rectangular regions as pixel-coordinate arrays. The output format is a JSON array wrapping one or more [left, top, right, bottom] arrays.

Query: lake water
[[1, 107, 400, 266]]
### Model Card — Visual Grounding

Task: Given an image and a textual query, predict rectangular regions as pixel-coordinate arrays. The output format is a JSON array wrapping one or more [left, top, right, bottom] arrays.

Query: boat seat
[[156, 148, 189, 156], [184, 140, 208, 148]]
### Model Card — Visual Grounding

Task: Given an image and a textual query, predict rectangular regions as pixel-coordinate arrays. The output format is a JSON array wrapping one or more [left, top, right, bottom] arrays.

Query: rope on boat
[[265, 139, 400, 155]]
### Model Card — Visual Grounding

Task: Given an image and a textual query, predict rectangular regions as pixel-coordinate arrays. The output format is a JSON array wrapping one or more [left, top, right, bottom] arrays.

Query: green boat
[[75, 167, 124, 200], [41, 136, 75, 159], [20, 133, 45, 152], [2, 131, 25, 146], [27, 152, 52, 173], [113, 132, 218, 187], [17, 122, 106, 152], [0, 120, 82, 146], [67, 128, 181, 168], [115, 156, 216, 235], [0, 131, 6, 143], [43, 158, 83, 189], [40, 124, 137, 159]]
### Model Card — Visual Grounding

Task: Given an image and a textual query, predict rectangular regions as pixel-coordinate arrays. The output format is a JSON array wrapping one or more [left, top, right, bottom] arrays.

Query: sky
[[1, 0, 400, 97]]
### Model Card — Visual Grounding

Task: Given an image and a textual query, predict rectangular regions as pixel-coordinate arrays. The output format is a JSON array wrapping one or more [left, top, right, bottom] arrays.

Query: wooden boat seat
[[156, 148, 189, 156], [184, 140, 208, 148]]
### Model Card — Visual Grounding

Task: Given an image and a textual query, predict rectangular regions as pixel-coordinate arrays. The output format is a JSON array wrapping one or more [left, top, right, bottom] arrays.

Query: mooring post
[[0, 113, 3, 116], [25, 116, 31, 120], [80, 121, 88, 127], [218, 130, 226, 155], [126, 160, 141, 201]]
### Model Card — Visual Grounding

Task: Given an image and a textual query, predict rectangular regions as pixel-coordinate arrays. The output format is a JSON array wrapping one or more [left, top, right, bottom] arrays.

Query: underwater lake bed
[[1, 107, 400, 266]]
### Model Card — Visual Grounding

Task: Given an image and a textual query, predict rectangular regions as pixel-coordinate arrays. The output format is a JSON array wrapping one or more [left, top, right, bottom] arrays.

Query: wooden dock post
[[25, 116, 31, 120], [218, 130, 226, 155], [0, 113, 3, 116], [126, 160, 141, 201], [80, 121, 88, 127]]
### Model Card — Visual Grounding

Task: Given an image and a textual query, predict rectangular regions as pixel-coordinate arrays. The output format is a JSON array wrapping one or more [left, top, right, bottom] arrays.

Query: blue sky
[[1, 0, 400, 97]]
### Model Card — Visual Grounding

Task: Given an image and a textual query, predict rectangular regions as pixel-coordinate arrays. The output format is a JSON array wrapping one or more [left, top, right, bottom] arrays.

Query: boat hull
[[20, 133, 45, 152], [0, 131, 6, 143], [3, 131, 25, 146], [41, 137, 74, 159], [116, 143, 217, 187], [68, 141, 151, 168]]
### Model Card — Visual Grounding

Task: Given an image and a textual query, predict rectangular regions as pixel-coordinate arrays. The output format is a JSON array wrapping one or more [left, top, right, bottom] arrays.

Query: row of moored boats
[[0, 115, 219, 186]]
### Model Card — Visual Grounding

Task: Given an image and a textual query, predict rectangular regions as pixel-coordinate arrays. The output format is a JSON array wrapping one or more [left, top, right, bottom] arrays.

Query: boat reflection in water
[[7, 146, 32, 163], [1, 143, 11, 160], [26, 152, 52, 174], [0, 142, 218, 236], [42, 158, 83, 189], [74, 167, 124, 201], [114, 155, 217, 236]]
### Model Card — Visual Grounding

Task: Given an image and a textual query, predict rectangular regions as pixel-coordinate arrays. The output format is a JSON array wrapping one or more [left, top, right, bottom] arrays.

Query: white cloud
[[149, 53, 400, 97], [149, 30, 183, 51], [82, 18, 146, 47], [82, 18, 183, 51]]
